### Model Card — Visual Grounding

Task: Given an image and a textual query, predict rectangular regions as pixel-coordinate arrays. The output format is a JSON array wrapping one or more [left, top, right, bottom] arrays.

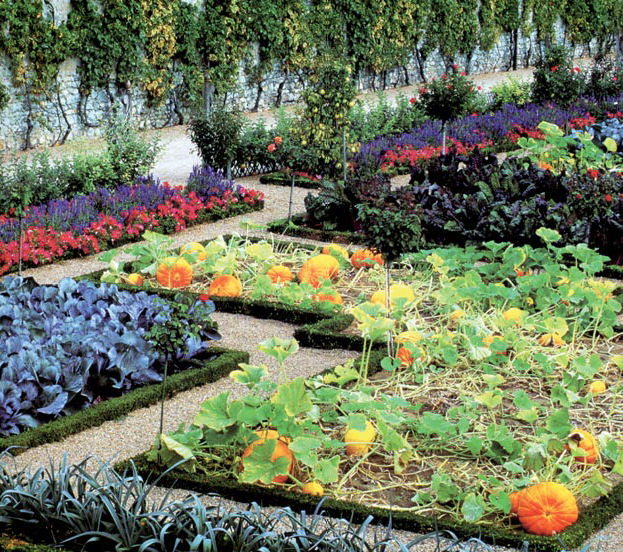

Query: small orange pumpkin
[[516, 482, 578, 536], [312, 291, 343, 304], [351, 248, 384, 269], [208, 274, 242, 297], [566, 429, 599, 464], [266, 265, 294, 284], [180, 242, 207, 262], [397, 345, 426, 366], [240, 430, 294, 484], [588, 381, 606, 394], [298, 254, 340, 288], [302, 481, 324, 496], [126, 273, 144, 286], [156, 257, 193, 289]]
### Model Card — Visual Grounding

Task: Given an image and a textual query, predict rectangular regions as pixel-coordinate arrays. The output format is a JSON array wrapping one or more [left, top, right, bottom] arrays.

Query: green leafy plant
[[530, 45, 586, 107]]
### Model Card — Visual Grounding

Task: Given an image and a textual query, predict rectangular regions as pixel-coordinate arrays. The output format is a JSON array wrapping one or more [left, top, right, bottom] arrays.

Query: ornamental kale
[[0, 277, 220, 436]]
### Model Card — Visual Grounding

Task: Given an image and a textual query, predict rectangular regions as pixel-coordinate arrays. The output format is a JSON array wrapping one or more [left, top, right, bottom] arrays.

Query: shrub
[[585, 57, 623, 100], [489, 77, 532, 110], [104, 117, 162, 187], [530, 45, 586, 106], [188, 105, 244, 173]]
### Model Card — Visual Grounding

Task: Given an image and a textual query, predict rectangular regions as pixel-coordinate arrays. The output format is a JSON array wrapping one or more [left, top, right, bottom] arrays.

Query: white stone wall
[[0, 2, 604, 151]]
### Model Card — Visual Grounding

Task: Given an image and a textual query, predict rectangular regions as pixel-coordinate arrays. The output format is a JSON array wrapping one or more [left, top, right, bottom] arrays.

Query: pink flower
[[268, 143, 276, 152], [460, 72, 466, 76], [576, 193, 582, 199], [477, 85, 482, 91], [452, 63, 458, 69], [614, 77, 618, 82]]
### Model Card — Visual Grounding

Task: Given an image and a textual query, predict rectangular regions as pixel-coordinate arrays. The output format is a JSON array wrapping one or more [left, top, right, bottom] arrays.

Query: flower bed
[[355, 100, 618, 173], [0, 275, 245, 450], [113, 233, 623, 551], [0, 168, 264, 277]]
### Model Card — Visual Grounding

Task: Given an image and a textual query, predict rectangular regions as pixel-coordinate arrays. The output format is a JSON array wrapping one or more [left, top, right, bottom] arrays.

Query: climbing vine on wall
[[0, 0, 69, 94]]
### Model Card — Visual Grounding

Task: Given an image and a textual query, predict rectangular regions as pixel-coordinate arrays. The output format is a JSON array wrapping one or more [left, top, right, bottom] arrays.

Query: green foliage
[[189, 106, 244, 172], [356, 190, 424, 264], [489, 77, 532, 110], [104, 117, 162, 186], [293, 57, 357, 179], [585, 57, 623, 101], [530, 45, 586, 106], [418, 68, 478, 125]]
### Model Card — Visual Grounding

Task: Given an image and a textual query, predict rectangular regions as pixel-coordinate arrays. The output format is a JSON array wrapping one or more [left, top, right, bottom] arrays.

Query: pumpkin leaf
[[417, 412, 456, 438], [323, 359, 359, 386], [465, 436, 483, 456], [229, 363, 268, 388], [245, 242, 273, 261], [377, 419, 412, 454], [193, 392, 238, 431], [270, 377, 312, 417], [259, 337, 299, 365], [315, 455, 340, 484], [546, 408, 572, 438], [515, 407, 539, 424], [475, 390, 503, 409], [482, 374, 505, 388], [536, 227, 562, 244], [288, 437, 322, 467], [239, 441, 290, 485], [489, 491, 512, 514], [432, 473, 461, 503], [584, 471, 612, 498]]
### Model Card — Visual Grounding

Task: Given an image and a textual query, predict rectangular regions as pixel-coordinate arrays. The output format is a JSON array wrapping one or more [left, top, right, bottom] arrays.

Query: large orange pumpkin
[[240, 429, 294, 484], [351, 248, 384, 269], [566, 429, 599, 464], [298, 254, 340, 288], [208, 274, 242, 297], [156, 257, 193, 289], [266, 265, 294, 284], [516, 482, 578, 536]]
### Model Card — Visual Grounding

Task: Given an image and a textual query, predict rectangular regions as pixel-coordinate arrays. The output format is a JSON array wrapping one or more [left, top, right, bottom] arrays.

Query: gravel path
[[9, 65, 621, 551]]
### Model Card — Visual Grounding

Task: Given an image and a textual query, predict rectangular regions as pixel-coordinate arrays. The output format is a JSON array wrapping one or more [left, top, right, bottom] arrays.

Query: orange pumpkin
[[240, 430, 294, 484], [312, 291, 343, 304], [156, 257, 193, 289], [180, 242, 207, 262], [566, 429, 599, 464], [516, 482, 578, 536], [126, 273, 144, 286], [208, 274, 242, 297], [351, 248, 384, 269], [397, 346, 426, 366], [266, 265, 294, 284], [537, 333, 564, 346], [298, 254, 340, 288], [509, 490, 525, 515]]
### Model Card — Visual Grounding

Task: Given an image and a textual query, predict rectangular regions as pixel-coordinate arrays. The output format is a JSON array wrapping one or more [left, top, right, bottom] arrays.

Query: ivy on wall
[[0, 0, 622, 144]]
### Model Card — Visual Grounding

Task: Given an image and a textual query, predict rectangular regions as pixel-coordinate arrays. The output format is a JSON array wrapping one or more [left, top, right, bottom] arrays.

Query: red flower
[[576, 193, 582, 199], [551, 66, 558, 72], [574, 67, 581, 73], [605, 194, 612, 202], [452, 63, 458, 70], [268, 143, 276, 153], [199, 294, 210, 302], [477, 85, 482, 91], [460, 72, 466, 77], [274, 136, 282, 145], [441, 74, 447, 80], [409, 97, 416, 104], [614, 77, 618, 82], [587, 168, 600, 180]]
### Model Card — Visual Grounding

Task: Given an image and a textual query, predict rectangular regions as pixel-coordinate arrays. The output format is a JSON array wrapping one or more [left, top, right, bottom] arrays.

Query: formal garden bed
[[80, 226, 623, 550], [0, 275, 248, 454]]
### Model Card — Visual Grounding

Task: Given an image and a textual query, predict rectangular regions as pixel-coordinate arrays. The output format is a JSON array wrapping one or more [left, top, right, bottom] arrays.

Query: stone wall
[[0, 1, 603, 151]]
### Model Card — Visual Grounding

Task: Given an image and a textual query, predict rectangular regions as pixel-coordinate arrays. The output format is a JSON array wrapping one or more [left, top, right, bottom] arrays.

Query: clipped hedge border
[[0, 347, 249, 456], [114, 349, 618, 552], [259, 172, 322, 189]]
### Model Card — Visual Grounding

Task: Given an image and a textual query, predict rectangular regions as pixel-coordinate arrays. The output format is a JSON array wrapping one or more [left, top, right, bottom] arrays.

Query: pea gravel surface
[[9, 67, 622, 551]]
